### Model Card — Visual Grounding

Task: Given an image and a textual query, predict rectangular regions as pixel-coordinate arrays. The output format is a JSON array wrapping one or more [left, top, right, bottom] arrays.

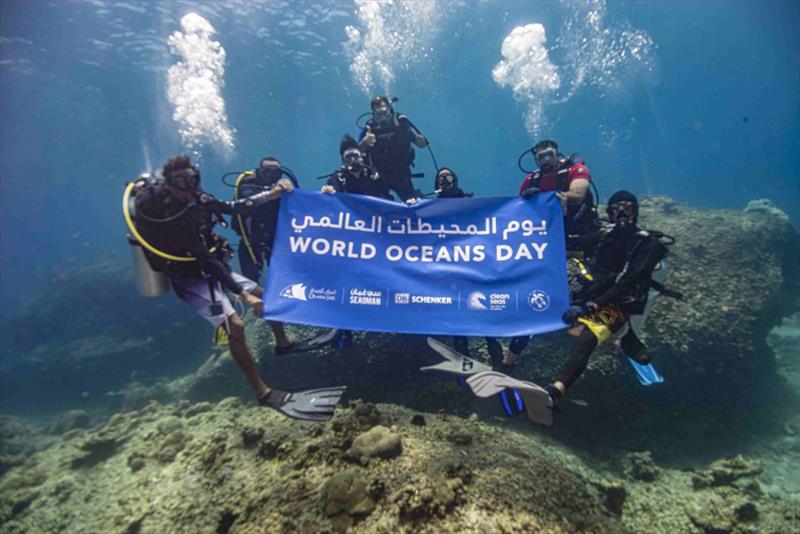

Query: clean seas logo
[[528, 290, 550, 312], [280, 283, 307, 301], [467, 291, 488, 311], [468, 291, 513, 311]]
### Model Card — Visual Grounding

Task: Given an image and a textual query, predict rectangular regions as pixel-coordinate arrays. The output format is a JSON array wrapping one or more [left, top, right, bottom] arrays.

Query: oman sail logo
[[280, 283, 307, 301]]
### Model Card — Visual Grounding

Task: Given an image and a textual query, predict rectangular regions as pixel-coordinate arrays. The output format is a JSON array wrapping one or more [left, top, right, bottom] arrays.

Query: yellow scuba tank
[[123, 176, 172, 297]]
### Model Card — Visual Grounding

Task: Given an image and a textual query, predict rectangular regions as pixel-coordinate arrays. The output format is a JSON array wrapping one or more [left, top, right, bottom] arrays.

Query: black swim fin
[[275, 329, 340, 356], [259, 385, 347, 421]]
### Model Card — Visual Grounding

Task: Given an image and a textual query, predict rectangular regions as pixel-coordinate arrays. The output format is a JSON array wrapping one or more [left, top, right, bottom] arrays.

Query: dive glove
[[562, 305, 585, 324], [521, 186, 540, 199]]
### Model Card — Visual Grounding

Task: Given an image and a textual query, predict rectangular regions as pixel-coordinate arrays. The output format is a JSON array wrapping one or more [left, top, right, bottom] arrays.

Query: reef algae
[[1, 399, 798, 534]]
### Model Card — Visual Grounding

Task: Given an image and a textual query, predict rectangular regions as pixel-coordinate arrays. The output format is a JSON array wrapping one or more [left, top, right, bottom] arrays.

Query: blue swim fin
[[499, 388, 525, 417], [627, 357, 664, 386]]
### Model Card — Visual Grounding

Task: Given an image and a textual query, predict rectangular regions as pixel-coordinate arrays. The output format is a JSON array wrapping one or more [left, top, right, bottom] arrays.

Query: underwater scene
[[0, 1, 798, 532]]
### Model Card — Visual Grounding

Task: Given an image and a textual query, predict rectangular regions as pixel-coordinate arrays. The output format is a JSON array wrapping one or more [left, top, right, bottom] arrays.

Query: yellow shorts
[[577, 305, 626, 345]]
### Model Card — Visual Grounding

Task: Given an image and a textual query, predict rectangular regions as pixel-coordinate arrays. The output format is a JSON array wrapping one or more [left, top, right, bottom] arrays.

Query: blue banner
[[262, 190, 569, 337]]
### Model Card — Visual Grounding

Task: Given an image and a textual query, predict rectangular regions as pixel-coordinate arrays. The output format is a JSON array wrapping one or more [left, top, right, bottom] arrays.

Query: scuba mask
[[534, 147, 559, 174], [436, 170, 456, 191], [257, 165, 282, 186], [608, 201, 637, 227], [168, 167, 201, 192], [343, 149, 365, 172]]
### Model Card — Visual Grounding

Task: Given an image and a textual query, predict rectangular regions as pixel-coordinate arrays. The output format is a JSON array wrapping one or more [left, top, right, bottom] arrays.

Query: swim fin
[[627, 357, 664, 386], [466, 371, 553, 425], [420, 337, 492, 377], [499, 388, 525, 417], [213, 324, 230, 346], [275, 329, 340, 356], [259, 385, 347, 421]]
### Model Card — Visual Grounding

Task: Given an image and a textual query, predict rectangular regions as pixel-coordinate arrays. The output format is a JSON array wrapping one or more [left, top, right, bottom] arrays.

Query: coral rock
[[344, 426, 402, 466]]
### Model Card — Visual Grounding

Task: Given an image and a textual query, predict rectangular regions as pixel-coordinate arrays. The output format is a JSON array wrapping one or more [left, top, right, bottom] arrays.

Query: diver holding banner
[[262, 189, 570, 338]]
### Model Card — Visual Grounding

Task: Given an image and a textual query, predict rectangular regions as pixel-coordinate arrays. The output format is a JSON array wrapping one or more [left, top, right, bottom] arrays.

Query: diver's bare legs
[[269, 321, 291, 347], [227, 313, 269, 399], [249, 286, 291, 348]]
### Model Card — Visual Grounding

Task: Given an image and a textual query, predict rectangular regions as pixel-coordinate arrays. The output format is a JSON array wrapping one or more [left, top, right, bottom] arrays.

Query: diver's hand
[[361, 130, 376, 149], [414, 133, 428, 148], [405, 197, 419, 206], [321, 185, 336, 194], [276, 178, 295, 193], [521, 186, 540, 199], [562, 305, 585, 325], [241, 290, 264, 318], [556, 191, 568, 214]]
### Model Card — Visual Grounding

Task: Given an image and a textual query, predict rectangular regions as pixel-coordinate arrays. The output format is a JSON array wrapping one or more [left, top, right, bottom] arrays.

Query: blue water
[[0, 0, 797, 311]]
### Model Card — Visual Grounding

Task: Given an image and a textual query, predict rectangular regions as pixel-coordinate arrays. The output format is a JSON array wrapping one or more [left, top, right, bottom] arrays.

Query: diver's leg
[[269, 321, 291, 349], [552, 329, 598, 394], [485, 337, 503, 369], [453, 336, 470, 356], [226, 312, 269, 399], [504, 336, 531, 367]]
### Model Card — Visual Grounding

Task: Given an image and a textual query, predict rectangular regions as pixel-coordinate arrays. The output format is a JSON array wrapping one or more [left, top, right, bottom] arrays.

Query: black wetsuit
[[326, 167, 392, 199], [359, 115, 418, 202], [557, 226, 666, 390], [232, 177, 280, 284], [135, 182, 243, 295]]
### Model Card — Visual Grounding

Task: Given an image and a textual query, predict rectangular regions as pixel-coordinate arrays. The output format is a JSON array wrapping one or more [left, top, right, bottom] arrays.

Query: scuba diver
[[357, 96, 427, 204], [518, 139, 601, 258], [123, 155, 346, 421], [232, 157, 340, 355], [232, 157, 296, 285], [464, 191, 679, 425], [432, 168, 478, 359], [321, 134, 393, 199], [550, 191, 678, 402], [433, 167, 468, 199], [320, 135, 391, 349], [490, 140, 602, 396]]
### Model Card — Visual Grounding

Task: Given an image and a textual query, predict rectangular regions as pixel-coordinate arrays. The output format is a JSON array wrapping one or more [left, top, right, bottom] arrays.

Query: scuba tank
[[122, 175, 171, 297], [128, 236, 170, 297]]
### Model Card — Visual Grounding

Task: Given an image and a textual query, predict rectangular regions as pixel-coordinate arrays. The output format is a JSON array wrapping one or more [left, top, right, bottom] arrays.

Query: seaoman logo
[[467, 291, 488, 311], [280, 283, 307, 301]]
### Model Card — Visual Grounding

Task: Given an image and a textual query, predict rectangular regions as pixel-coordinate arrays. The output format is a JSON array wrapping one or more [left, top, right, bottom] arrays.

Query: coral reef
[[1, 399, 797, 533]]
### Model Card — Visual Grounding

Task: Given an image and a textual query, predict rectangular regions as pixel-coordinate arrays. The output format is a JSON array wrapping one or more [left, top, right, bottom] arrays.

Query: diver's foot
[[545, 384, 563, 413], [258, 388, 291, 407]]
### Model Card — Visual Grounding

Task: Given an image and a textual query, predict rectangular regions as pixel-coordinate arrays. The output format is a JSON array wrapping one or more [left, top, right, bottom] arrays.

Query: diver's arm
[[198, 255, 245, 295], [559, 178, 589, 204], [359, 126, 376, 149], [323, 174, 344, 193], [224, 179, 295, 213]]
